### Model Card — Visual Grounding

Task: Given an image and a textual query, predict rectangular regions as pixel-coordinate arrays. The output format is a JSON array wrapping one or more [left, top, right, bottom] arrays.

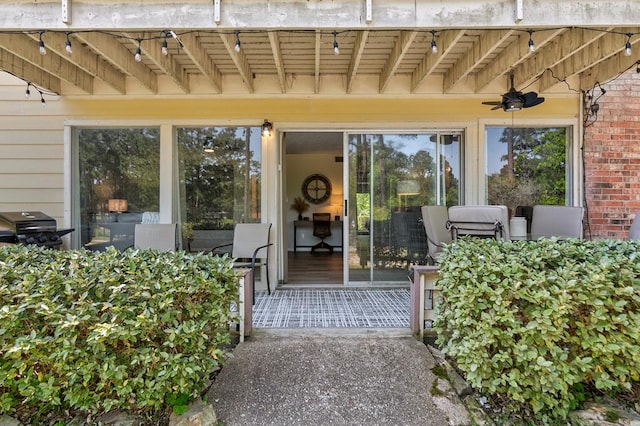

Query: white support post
[[514, 0, 523, 23], [365, 0, 372, 23], [61, 0, 71, 23], [214, 0, 221, 25]]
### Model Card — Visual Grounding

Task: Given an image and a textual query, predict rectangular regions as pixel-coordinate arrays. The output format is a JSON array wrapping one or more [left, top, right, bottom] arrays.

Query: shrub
[[0, 245, 238, 420], [434, 238, 640, 422]]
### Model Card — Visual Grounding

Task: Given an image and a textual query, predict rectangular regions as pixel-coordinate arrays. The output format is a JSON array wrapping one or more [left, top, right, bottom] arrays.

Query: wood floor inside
[[286, 251, 342, 285]]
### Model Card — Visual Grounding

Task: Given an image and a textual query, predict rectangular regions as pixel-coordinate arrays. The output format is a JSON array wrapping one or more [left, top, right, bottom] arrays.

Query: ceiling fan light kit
[[482, 72, 545, 112]]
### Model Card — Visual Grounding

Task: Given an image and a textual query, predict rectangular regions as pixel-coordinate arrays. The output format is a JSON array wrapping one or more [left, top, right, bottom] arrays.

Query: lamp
[[203, 137, 215, 153], [330, 193, 343, 221], [261, 119, 273, 137], [108, 199, 128, 213], [504, 98, 523, 112]]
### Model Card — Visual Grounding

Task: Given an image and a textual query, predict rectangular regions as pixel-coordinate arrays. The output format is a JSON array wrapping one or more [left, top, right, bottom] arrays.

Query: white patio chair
[[134, 223, 178, 251], [530, 205, 584, 240], [447, 205, 510, 241]]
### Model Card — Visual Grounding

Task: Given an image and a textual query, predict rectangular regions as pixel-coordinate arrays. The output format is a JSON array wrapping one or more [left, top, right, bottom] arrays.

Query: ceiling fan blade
[[522, 92, 545, 108], [482, 101, 501, 106], [491, 104, 503, 110]]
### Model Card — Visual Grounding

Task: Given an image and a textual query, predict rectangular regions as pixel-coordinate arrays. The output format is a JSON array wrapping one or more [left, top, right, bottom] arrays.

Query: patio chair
[[134, 223, 178, 251], [530, 205, 584, 240], [212, 223, 273, 300], [628, 211, 640, 240], [447, 205, 510, 241], [420, 205, 452, 264]]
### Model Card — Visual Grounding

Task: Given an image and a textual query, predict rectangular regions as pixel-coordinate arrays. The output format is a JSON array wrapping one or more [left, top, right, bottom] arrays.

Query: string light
[[134, 39, 142, 62], [624, 33, 632, 56], [527, 30, 535, 53], [332, 31, 339, 55], [234, 30, 241, 53], [430, 30, 438, 54], [161, 31, 169, 56], [38, 31, 47, 55], [25, 83, 31, 98], [65, 32, 72, 54]]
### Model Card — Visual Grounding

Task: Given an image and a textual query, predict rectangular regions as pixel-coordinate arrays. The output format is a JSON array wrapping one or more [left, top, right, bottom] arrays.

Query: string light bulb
[[134, 39, 142, 62], [234, 30, 241, 53], [332, 31, 339, 55], [624, 33, 632, 57], [430, 30, 438, 54], [25, 83, 31, 98], [40, 94, 46, 107], [38, 31, 47, 55], [527, 30, 535, 53], [161, 31, 169, 56], [65, 32, 73, 54]]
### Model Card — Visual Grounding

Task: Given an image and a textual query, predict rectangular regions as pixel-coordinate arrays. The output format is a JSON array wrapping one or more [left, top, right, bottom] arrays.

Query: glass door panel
[[347, 132, 463, 285]]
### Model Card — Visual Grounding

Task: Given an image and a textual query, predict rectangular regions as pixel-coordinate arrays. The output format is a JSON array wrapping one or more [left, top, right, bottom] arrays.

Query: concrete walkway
[[207, 330, 472, 425]]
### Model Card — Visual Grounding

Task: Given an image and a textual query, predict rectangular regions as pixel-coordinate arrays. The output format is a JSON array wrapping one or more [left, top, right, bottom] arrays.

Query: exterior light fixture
[[430, 30, 438, 54], [65, 32, 73, 54], [134, 39, 142, 62], [161, 31, 169, 56], [527, 30, 535, 53], [624, 33, 632, 57], [261, 119, 273, 137], [234, 30, 241, 53], [332, 31, 339, 55], [38, 31, 47, 55]]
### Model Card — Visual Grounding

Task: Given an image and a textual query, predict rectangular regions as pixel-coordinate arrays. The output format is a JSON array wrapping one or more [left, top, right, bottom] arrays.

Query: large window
[[177, 126, 262, 250], [485, 126, 571, 215], [77, 128, 160, 250]]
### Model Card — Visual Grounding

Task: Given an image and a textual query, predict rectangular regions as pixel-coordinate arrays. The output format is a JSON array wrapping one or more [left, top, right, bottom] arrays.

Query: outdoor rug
[[252, 288, 410, 328]]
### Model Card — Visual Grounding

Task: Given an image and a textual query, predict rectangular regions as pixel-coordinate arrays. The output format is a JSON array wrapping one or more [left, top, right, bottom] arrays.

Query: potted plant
[[290, 196, 310, 220]]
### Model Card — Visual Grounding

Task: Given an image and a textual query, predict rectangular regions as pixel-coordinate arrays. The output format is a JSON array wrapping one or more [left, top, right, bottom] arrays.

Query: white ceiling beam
[[379, 31, 417, 93], [219, 32, 254, 93], [346, 30, 368, 94], [412, 30, 465, 93], [268, 31, 287, 94], [179, 33, 222, 93], [0, 33, 93, 94], [0, 49, 61, 93], [74, 32, 158, 93], [3, 1, 640, 30], [475, 28, 565, 92], [443, 29, 513, 93]]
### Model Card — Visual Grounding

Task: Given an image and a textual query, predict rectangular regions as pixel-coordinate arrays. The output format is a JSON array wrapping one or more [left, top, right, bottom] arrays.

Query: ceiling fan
[[482, 72, 545, 112]]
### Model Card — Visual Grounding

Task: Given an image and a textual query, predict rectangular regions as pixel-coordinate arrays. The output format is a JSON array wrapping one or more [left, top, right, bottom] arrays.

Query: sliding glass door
[[346, 132, 463, 284]]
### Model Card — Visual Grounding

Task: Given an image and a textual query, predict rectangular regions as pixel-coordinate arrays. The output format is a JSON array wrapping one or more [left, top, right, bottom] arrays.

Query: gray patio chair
[[628, 211, 640, 240], [134, 223, 178, 251], [530, 205, 584, 240], [420, 205, 452, 264], [447, 205, 510, 241], [212, 223, 273, 300]]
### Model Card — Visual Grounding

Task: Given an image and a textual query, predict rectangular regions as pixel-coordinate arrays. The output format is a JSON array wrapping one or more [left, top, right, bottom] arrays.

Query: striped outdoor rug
[[252, 288, 410, 328]]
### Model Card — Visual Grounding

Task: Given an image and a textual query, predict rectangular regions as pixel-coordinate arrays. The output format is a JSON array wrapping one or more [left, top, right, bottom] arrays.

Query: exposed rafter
[[0, 49, 60, 93], [268, 31, 287, 94], [581, 36, 640, 89], [179, 32, 222, 93], [314, 30, 321, 94], [74, 32, 158, 93], [380, 31, 417, 93], [412, 30, 465, 93], [443, 30, 513, 92], [0, 33, 93, 94], [346, 30, 368, 94], [123, 32, 189, 94], [219, 32, 254, 93]]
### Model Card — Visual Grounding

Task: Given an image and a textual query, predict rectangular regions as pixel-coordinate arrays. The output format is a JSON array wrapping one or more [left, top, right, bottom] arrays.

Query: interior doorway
[[283, 131, 345, 285]]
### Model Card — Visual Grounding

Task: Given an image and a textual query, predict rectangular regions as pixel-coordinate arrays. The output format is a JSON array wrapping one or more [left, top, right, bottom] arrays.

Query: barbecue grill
[[0, 211, 74, 248]]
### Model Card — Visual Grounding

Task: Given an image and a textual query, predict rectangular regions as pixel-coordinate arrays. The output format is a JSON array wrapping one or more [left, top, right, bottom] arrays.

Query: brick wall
[[584, 68, 640, 239]]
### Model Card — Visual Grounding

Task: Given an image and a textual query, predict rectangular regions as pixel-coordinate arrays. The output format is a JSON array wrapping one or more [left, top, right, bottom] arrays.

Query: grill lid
[[0, 211, 57, 233]]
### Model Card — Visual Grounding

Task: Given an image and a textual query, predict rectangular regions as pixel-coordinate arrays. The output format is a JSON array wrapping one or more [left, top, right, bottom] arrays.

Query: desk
[[293, 220, 343, 253]]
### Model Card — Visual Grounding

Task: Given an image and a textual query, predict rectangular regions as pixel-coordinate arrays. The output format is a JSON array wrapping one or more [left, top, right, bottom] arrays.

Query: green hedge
[[434, 238, 640, 422], [0, 245, 238, 419]]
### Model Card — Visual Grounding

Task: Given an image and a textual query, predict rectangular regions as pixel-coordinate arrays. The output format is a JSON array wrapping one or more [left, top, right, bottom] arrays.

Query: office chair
[[311, 212, 333, 254]]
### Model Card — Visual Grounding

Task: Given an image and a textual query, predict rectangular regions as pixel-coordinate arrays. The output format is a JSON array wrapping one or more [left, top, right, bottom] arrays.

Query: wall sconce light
[[203, 137, 215, 153], [108, 199, 128, 213], [261, 119, 273, 137]]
